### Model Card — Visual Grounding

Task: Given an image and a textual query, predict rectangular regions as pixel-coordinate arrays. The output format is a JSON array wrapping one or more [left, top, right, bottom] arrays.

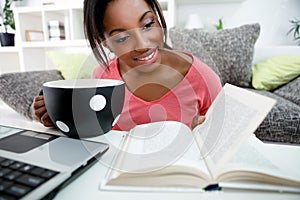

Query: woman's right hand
[[32, 96, 54, 127]]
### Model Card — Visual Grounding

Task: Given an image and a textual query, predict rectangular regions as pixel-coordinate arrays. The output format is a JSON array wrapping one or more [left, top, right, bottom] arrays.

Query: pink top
[[92, 52, 222, 131]]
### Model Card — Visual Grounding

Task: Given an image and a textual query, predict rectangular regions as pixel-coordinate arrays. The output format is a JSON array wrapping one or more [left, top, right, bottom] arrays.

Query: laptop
[[0, 125, 109, 200]]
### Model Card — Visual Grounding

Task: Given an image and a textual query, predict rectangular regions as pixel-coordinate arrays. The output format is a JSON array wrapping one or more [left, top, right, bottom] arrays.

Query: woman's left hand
[[192, 115, 206, 129]]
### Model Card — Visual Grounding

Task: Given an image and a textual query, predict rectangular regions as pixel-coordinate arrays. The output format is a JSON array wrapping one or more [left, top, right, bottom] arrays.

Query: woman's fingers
[[32, 95, 54, 127], [41, 112, 54, 127], [34, 106, 47, 121], [33, 96, 45, 109], [192, 115, 206, 129]]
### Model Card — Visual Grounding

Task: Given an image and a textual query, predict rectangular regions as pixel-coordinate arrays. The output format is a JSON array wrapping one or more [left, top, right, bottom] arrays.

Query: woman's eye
[[143, 19, 155, 30], [114, 35, 130, 43]]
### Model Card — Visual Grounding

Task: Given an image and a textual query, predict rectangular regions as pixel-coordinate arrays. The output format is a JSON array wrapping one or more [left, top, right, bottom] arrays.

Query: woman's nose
[[133, 29, 149, 50]]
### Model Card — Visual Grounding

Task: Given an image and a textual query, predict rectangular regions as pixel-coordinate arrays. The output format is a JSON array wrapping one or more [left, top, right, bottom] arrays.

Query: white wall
[[15, 0, 82, 6], [176, 0, 300, 46], [8, 0, 300, 46]]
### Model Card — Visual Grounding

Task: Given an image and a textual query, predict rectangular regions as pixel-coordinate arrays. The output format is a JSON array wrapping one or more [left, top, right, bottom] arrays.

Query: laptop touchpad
[[0, 131, 57, 153]]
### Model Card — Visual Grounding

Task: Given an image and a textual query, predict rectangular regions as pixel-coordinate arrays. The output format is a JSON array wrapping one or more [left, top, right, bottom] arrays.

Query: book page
[[104, 121, 211, 188], [217, 135, 300, 187], [193, 84, 276, 179], [115, 121, 195, 173]]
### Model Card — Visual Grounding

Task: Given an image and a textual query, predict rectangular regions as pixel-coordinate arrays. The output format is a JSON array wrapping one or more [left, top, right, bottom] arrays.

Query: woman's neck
[[117, 49, 193, 102]]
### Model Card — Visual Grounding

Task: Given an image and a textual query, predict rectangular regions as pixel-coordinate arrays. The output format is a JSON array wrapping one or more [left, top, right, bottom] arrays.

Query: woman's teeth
[[136, 51, 155, 61]]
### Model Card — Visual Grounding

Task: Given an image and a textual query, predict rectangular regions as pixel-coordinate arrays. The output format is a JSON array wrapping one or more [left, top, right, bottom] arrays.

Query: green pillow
[[252, 55, 300, 90], [47, 51, 95, 80]]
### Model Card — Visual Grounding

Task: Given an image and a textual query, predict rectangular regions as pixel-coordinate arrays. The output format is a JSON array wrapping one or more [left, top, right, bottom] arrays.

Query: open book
[[100, 84, 300, 192]]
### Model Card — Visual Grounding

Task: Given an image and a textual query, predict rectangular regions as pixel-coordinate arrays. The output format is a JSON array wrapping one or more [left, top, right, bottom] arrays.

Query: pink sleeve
[[194, 58, 222, 115], [203, 66, 222, 102], [92, 59, 121, 80], [92, 65, 106, 79], [200, 74, 222, 115]]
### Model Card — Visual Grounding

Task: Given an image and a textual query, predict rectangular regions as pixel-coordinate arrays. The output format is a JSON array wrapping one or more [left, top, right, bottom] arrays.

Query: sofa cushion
[[0, 70, 63, 119], [169, 23, 260, 87], [47, 51, 95, 80], [167, 34, 223, 85], [273, 75, 300, 106], [249, 89, 300, 144], [252, 55, 300, 90]]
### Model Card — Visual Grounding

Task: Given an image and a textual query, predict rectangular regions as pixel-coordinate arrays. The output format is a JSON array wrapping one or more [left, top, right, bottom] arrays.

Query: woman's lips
[[136, 51, 155, 61], [133, 48, 158, 64]]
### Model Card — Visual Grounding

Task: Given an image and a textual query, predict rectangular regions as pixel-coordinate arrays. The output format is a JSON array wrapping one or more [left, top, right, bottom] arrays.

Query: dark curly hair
[[83, 0, 168, 67]]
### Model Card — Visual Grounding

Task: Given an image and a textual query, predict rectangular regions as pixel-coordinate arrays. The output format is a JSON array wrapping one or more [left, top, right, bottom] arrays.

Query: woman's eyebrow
[[139, 11, 152, 22], [109, 11, 152, 36], [109, 28, 126, 36]]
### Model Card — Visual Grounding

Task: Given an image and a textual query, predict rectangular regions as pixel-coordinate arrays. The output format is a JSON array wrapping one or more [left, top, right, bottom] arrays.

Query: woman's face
[[103, 0, 164, 69]]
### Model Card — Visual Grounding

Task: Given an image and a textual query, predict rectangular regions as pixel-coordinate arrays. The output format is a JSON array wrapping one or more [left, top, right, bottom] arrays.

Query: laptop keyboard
[[0, 156, 58, 200]]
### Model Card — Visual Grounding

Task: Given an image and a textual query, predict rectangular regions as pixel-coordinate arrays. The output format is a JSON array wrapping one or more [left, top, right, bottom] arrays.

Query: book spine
[[48, 29, 66, 37], [47, 20, 65, 40]]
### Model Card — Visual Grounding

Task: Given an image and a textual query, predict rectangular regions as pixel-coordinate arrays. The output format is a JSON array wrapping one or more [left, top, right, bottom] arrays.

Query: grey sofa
[[169, 23, 300, 144], [0, 23, 299, 144]]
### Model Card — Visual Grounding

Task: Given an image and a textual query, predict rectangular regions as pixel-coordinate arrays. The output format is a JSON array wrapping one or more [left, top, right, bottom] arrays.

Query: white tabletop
[[54, 161, 300, 200], [0, 100, 299, 200]]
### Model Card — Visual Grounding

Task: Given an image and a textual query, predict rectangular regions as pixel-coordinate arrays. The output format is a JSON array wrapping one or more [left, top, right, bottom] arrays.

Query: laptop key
[[0, 194, 17, 200], [0, 179, 13, 191], [0, 160, 14, 167], [41, 170, 58, 179], [0, 168, 12, 178], [4, 171, 22, 181], [5, 184, 31, 197], [19, 164, 34, 173], [29, 167, 45, 176], [9, 162, 24, 170], [17, 174, 45, 187]]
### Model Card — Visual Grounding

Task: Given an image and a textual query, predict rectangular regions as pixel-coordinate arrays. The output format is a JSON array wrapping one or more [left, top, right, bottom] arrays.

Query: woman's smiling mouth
[[133, 48, 158, 64], [136, 51, 155, 61]]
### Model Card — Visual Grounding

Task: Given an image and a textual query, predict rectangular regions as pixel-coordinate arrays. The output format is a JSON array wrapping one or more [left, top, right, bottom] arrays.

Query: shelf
[[3, 0, 174, 72], [21, 40, 88, 48], [0, 47, 19, 53], [9, 3, 88, 71], [176, 0, 245, 4], [14, 6, 42, 13], [14, 5, 82, 13]]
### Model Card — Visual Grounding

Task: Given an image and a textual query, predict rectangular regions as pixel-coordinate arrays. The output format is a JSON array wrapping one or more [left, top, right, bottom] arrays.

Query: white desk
[[51, 150, 300, 200], [54, 161, 300, 200], [1, 101, 299, 200]]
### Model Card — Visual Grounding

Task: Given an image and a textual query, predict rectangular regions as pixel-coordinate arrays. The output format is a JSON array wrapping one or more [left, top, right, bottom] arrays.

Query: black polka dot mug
[[43, 79, 125, 138]]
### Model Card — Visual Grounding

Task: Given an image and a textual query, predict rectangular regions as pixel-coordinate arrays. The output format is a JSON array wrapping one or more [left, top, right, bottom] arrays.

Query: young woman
[[33, 0, 222, 131]]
